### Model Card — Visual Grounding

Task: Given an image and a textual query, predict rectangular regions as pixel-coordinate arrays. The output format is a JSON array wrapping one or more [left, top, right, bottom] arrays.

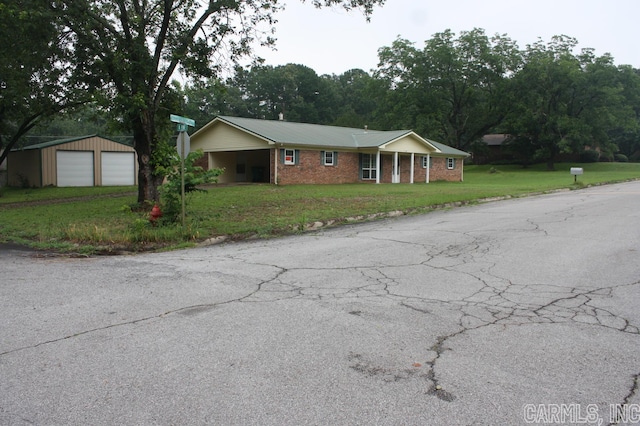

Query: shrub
[[614, 154, 629, 162], [580, 150, 600, 163], [158, 149, 223, 224], [599, 151, 614, 162]]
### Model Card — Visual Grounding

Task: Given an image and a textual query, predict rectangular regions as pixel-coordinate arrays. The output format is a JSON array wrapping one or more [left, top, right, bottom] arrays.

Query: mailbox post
[[570, 167, 583, 183]]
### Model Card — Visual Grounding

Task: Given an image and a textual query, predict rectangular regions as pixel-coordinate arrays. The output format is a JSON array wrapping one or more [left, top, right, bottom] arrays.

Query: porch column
[[426, 154, 430, 183], [375, 150, 380, 184], [393, 151, 399, 183], [274, 147, 279, 184], [410, 153, 415, 184]]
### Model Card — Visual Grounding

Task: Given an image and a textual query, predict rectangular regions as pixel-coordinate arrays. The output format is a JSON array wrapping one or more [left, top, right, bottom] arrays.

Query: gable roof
[[482, 134, 509, 146], [194, 116, 469, 157], [12, 135, 132, 151]]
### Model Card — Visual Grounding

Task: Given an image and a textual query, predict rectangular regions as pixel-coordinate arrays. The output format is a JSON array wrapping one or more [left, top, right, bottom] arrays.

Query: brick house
[[190, 116, 469, 185]]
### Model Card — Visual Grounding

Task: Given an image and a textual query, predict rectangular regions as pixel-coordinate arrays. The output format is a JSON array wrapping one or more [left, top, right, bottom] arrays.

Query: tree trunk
[[132, 110, 163, 205]]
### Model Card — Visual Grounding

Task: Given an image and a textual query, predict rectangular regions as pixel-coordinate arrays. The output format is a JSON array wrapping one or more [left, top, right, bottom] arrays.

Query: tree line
[[179, 30, 640, 170], [1, 1, 639, 204]]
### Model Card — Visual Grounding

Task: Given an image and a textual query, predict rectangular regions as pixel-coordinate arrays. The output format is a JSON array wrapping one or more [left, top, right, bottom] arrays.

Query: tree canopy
[[0, 0, 83, 166], [5, 6, 640, 189], [42, 0, 384, 203]]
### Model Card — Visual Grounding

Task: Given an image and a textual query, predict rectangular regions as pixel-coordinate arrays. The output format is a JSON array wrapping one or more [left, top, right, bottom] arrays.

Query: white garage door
[[57, 151, 94, 187], [102, 152, 135, 186]]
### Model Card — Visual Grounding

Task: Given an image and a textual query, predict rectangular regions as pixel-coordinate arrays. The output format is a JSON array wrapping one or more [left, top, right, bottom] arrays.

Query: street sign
[[170, 114, 196, 127], [177, 131, 190, 159]]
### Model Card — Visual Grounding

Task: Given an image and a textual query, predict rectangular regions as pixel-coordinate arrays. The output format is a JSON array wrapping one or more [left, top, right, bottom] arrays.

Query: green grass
[[1, 162, 638, 253], [0, 185, 136, 204]]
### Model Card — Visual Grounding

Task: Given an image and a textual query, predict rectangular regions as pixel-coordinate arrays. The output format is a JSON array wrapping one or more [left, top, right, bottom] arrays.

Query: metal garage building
[[7, 135, 137, 187]]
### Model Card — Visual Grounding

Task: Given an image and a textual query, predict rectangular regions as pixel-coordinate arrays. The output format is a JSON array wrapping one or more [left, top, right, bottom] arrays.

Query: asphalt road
[[1, 181, 640, 425]]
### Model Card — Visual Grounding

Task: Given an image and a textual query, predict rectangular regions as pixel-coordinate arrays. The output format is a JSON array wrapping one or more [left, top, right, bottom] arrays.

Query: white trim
[[284, 149, 295, 165], [447, 157, 456, 170], [375, 151, 380, 184], [323, 150, 334, 166]]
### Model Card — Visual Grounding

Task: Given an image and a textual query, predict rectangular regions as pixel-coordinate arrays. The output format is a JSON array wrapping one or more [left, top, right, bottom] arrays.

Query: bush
[[158, 150, 223, 223], [599, 151, 614, 162], [580, 150, 600, 163], [614, 154, 629, 162]]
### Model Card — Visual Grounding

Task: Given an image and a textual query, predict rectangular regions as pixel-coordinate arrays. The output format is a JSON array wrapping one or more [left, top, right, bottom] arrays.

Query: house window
[[284, 149, 295, 165], [361, 153, 377, 180], [422, 156, 429, 168], [323, 151, 334, 166], [447, 158, 456, 170]]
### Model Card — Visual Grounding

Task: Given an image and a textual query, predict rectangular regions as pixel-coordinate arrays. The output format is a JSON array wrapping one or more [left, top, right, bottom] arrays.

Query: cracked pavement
[[1, 181, 640, 425]]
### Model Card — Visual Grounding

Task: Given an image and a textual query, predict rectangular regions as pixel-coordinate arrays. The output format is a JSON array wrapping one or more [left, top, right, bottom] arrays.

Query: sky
[[252, 0, 640, 76]]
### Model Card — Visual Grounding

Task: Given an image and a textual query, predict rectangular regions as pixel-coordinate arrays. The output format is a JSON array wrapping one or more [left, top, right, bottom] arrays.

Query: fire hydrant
[[149, 204, 163, 225]]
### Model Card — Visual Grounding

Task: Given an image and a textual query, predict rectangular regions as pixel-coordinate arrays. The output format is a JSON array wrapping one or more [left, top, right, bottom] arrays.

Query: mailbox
[[570, 167, 583, 183]]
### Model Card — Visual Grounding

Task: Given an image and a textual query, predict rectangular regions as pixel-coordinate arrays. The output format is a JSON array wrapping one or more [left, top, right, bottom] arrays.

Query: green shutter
[[320, 151, 325, 165], [334, 152, 338, 166], [280, 148, 284, 164], [295, 149, 300, 165]]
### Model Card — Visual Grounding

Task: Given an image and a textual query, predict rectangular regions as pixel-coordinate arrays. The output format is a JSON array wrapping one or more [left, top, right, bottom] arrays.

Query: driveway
[[1, 181, 639, 425]]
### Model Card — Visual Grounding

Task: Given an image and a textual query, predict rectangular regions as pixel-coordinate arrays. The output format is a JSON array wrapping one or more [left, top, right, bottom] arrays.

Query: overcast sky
[[252, 0, 639, 76]]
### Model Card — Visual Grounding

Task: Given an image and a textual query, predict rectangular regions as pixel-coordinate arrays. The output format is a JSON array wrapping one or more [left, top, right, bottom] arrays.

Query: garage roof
[[199, 116, 469, 157], [13, 135, 131, 151]]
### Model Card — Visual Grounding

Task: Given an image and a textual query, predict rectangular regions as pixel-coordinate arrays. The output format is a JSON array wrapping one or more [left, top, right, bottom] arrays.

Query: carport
[[208, 149, 270, 183]]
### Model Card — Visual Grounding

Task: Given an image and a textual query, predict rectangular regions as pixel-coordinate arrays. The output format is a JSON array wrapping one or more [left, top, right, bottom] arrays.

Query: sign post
[[170, 114, 196, 227]]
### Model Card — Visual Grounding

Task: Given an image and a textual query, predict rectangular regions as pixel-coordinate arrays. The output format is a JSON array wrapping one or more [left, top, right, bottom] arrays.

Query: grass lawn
[[1, 162, 638, 254]]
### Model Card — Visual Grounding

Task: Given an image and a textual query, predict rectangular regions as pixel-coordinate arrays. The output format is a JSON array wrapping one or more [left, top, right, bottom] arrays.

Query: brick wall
[[429, 157, 463, 181], [271, 149, 361, 184], [269, 148, 464, 184]]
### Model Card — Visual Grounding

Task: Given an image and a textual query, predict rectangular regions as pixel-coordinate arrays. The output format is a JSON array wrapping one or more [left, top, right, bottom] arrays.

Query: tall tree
[[503, 36, 630, 169], [0, 0, 81, 166], [231, 63, 335, 123], [330, 68, 378, 128], [51, 0, 383, 204], [608, 66, 640, 158], [375, 29, 521, 150]]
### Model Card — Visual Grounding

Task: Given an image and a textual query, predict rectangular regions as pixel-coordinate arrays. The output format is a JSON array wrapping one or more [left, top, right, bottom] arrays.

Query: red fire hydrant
[[149, 204, 163, 225]]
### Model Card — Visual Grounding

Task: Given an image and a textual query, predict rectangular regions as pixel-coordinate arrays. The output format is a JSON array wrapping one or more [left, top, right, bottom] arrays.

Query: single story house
[[7, 135, 138, 187], [474, 134, 510, 164], [190, 116, 470, 185]]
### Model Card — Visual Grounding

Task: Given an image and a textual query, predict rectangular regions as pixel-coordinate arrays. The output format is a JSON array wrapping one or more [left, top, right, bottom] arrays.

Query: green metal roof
[[13, 135, 131, 151], [211, 116, 469, 156], [427, 139, 470, 157]]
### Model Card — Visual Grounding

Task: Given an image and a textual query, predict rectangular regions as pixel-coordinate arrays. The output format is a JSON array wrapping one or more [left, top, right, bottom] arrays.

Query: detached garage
[[7, 135, 137, 187]]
